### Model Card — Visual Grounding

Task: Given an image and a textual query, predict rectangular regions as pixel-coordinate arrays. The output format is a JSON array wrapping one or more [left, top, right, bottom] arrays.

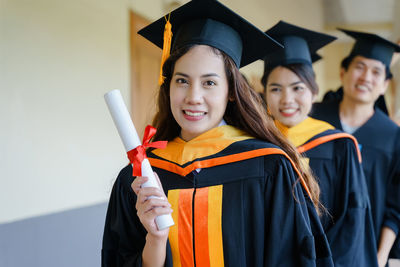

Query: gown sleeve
[[388, 131, 400, 259], [323, 139, 377, 267], [383, 129, 400, 236], [263, 155, 333, 267], [101, 165, 147, 267]]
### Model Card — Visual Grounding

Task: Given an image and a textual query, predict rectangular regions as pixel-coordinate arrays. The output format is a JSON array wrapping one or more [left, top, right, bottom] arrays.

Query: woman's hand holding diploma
[[104, 89, 174, 230]]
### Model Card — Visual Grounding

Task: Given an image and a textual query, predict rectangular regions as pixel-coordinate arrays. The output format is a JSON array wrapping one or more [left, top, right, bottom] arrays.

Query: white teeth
[[281, 108, 297, 113], [184, 110, 205, 116], [356, 85, 369, 91]]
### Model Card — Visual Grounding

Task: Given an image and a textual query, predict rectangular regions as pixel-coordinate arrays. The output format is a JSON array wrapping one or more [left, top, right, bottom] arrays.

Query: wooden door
[[130, 12, 162, 137]]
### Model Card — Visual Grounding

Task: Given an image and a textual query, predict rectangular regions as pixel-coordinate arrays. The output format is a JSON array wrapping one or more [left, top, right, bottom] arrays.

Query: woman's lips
[[182, 110, 206, 121]]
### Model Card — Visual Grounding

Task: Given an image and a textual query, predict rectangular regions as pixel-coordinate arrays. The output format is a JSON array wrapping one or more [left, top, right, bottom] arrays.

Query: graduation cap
[[138, 0, 282, 69], [339, 28, 400, 68], [311, 53, 322, 63], [262, 20, 336, 70]]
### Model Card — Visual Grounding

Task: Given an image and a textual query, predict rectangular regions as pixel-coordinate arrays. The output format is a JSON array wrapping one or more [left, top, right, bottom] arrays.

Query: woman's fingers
[[132, 172, 172, 235], [136, 187, 165, 203], [138, 204, 173, 218], [136, 197, 173, 232], [135, 187, 171, 213], [131, 176, 148, 195], [138, 206, 173, 236], [136, 195, 171, 212]]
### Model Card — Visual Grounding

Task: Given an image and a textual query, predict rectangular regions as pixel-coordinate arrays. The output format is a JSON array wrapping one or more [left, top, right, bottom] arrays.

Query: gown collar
[[152, 125, 252, 165], [275, 117, 334, 147]]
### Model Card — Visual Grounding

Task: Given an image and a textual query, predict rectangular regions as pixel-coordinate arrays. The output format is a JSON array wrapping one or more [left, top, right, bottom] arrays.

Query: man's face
[[340, 55, 389, 105]]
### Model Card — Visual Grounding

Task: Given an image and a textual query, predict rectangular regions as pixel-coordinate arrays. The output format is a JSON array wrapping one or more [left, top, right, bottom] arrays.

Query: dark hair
[[341, 55, 392, 80], [151, 45, 321, 212], [261, 63, 319, 96]]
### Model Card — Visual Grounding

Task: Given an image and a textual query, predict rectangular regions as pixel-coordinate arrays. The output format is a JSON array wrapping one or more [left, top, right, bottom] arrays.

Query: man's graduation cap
[[138, 0, 283, 69], [338, 29, 400, 115], [339, 28, 400, 69], [262, 20, 336, 70]]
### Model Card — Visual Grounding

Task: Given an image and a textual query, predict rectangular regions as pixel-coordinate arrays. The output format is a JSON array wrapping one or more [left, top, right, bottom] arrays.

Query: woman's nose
[[185, 83, 203, 104], [281, 89, 294, 104]]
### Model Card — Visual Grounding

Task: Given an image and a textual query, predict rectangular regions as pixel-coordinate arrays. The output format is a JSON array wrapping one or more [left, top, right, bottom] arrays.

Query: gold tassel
[[158, 14, 172, 86]]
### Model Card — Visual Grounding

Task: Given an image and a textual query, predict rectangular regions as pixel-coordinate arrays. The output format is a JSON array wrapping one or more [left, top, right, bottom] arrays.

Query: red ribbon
[[127, 125, 167, 176]]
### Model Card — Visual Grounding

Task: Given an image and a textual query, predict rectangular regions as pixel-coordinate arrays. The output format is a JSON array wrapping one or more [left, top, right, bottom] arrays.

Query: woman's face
[[265, 66, 315, 127], [170, 45, 229, 141]]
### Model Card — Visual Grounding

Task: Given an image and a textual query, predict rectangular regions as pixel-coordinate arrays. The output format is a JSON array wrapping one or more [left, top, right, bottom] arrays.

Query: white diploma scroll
[[104, 89, 174, 230]]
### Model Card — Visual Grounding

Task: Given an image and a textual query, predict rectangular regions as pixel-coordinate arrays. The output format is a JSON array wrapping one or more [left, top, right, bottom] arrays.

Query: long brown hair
[[152, 45, 321, 212]]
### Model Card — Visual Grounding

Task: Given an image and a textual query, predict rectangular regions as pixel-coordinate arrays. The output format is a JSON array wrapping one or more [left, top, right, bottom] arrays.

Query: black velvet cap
[[137, 0, 283, 68], [311, 53, 322, 63], [263, 20, 336, 69], [339, 28, 400, 68]]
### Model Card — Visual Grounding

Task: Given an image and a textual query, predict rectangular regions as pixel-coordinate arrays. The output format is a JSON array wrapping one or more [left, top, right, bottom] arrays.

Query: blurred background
[[1, 0, 399, 266]]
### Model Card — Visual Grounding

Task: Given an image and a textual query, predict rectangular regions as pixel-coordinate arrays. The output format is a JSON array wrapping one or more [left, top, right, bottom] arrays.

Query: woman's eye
[[176, 78, 188, 84], [204, 80, 216, 86], [269, 87, 280, 92]]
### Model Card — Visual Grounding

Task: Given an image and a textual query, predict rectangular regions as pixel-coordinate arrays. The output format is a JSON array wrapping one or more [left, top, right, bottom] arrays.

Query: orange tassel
[[158, 14, 173, 85]]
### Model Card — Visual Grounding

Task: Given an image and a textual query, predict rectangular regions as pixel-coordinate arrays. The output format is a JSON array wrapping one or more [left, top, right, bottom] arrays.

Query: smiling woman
[[101, 1, 332, 267], [261, 20, 377, 266]]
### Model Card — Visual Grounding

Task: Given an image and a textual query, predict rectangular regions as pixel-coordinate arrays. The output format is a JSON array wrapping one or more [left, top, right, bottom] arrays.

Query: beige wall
[[392, 0, 400, 123], [0, 0, 130, 223], [321, 40, 352, 94]]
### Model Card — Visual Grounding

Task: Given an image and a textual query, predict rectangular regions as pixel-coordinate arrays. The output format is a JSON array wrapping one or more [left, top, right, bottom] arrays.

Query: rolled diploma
[[104, 89, 174, 230]]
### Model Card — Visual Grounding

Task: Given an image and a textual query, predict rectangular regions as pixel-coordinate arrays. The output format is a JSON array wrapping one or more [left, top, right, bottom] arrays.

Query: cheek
[[210, 89, 229, 109], [298, 93, 313, 112], [349, 71, 362, 83], [169, 89, 181, 111], [374, 77, 387, 89], [266, 94, 281, 115], [170, 87, 183, 102], [342, 70, 357, 84]]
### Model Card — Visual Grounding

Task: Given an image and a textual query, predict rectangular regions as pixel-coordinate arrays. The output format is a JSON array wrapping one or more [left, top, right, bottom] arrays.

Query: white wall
[[0, 0, 130, 223]]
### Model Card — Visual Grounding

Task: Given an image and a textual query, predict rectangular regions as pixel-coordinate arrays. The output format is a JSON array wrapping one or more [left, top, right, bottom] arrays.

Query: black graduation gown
[[276, 118, 377, 267], [102, 125, 333, 267], [312, 99, 400, 258]]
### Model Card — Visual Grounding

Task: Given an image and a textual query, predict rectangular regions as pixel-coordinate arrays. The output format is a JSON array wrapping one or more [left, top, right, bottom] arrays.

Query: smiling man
[[311, 29, 400, 267]]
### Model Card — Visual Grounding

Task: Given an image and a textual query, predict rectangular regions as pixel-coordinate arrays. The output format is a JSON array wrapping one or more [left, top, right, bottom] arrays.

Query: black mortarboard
[[311, 53, 322, 63], [263, 20, 336, 69], [339, 28, 400, 68], [138, 0, 282, 68]]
